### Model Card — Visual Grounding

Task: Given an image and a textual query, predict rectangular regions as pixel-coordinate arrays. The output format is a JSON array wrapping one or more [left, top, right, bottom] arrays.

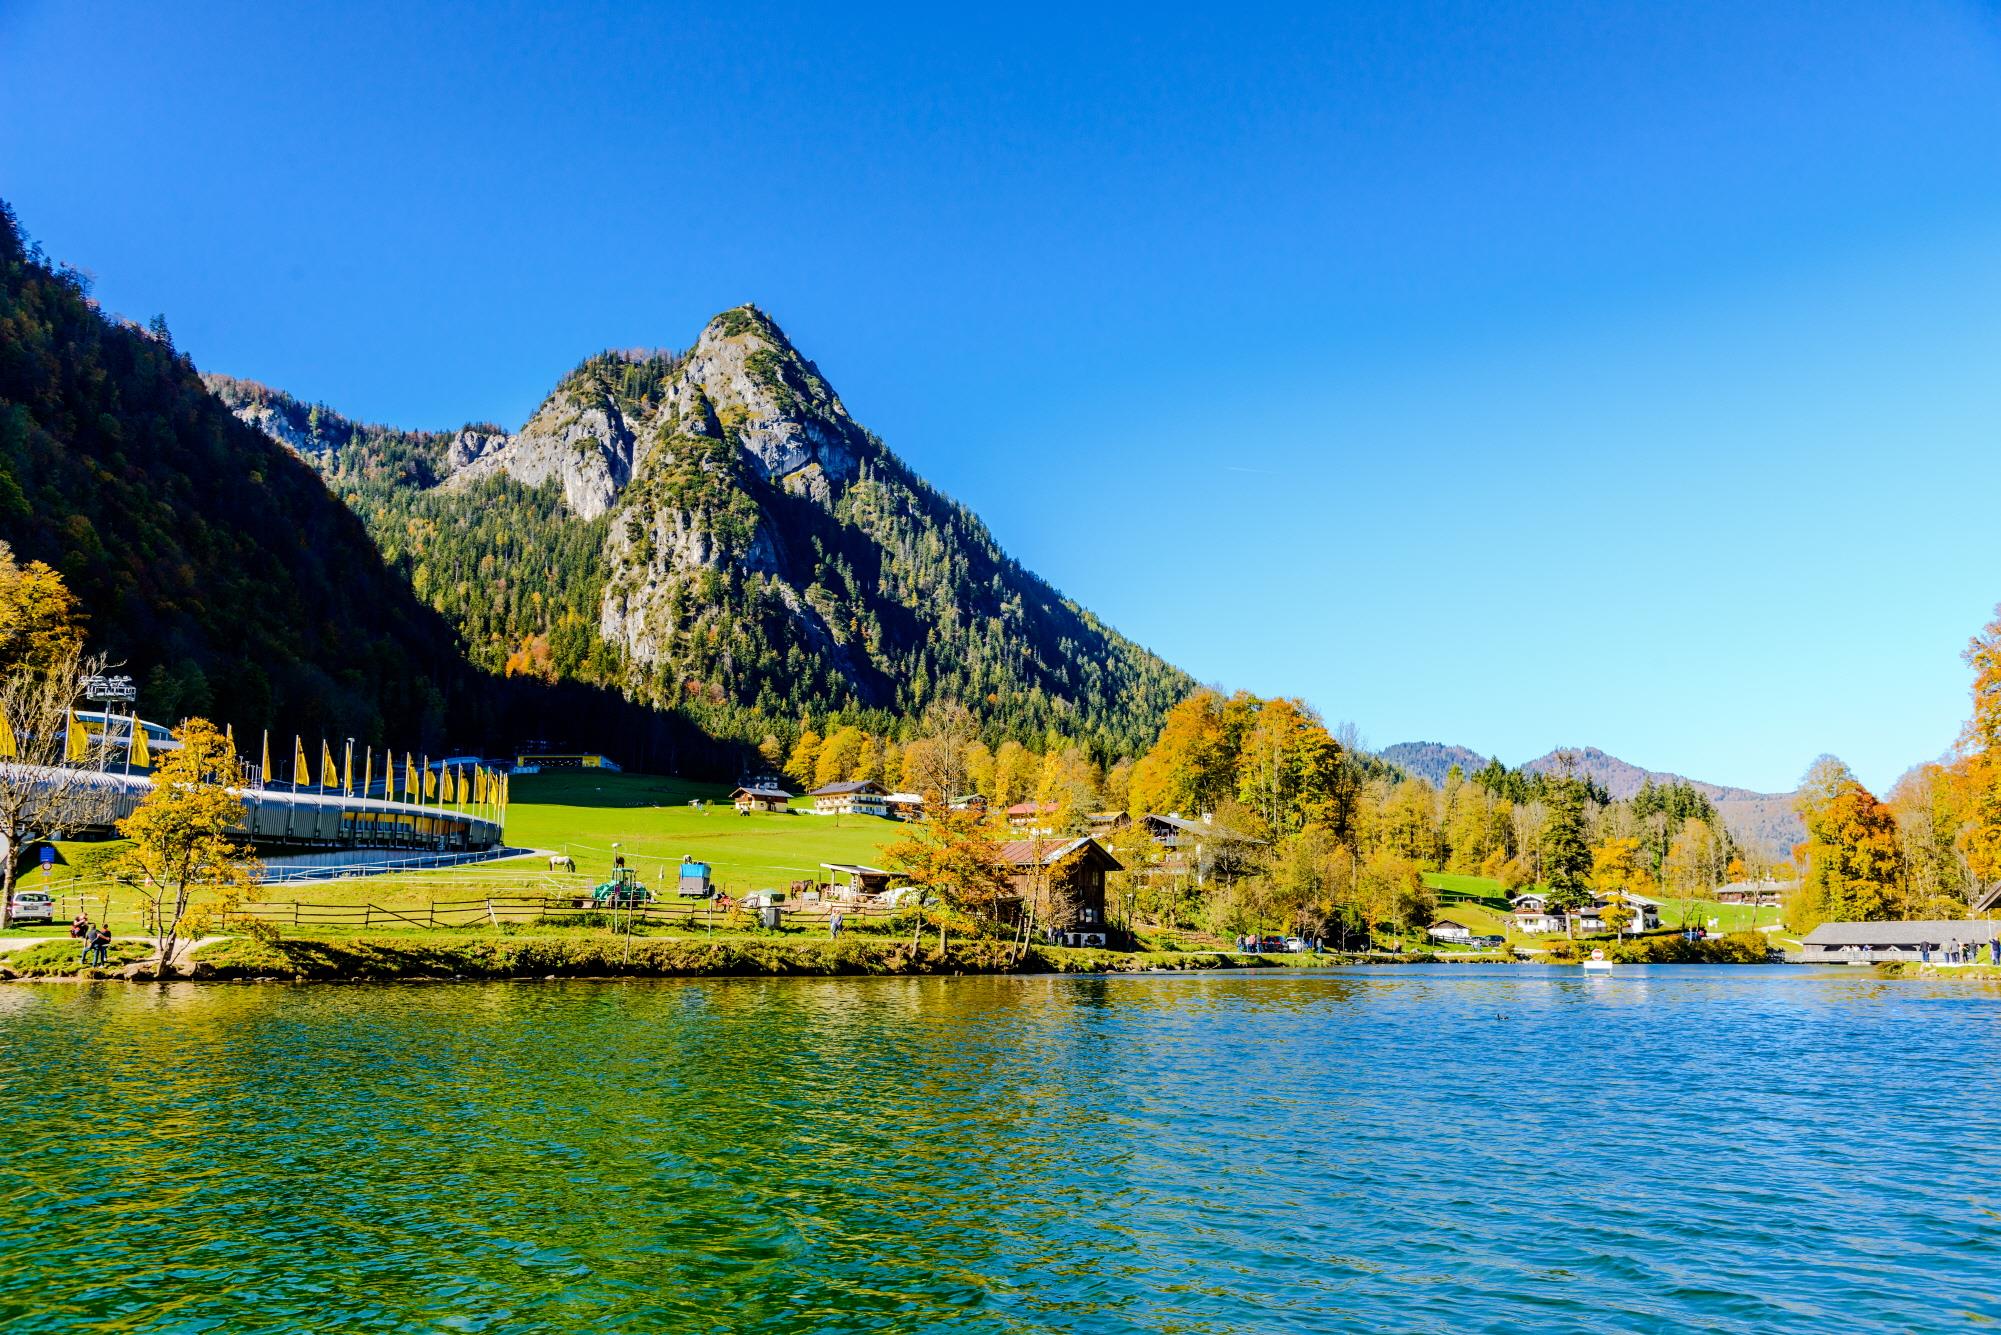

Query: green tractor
[[592, 865, 651, 907]]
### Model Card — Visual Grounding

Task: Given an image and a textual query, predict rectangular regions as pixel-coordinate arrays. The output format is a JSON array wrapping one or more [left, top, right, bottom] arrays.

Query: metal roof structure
[[1802, 919, 2001, 947]]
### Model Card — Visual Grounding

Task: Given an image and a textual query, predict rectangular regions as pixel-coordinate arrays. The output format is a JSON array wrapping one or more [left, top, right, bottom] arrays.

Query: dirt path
[[0, 934, 227, 962]]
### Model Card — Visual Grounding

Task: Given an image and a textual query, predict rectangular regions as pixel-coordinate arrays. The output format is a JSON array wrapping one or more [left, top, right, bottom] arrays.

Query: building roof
[[1429, 918, 1473, 931], [821, 862, 893, 877], [730, 786, 791, 801], [997, 836, 1123, 872], [1802, 919, 2001, 947], [810, 780, 885, 796], [884, 792, 925, 804], [1141, 813, 1258, 842], [1005, 801, 1060, 815]]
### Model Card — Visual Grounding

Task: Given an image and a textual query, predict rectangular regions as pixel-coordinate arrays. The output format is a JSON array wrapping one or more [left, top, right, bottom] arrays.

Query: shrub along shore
[[0, 927, 1781, 982], [0, 933, 1385, 982]]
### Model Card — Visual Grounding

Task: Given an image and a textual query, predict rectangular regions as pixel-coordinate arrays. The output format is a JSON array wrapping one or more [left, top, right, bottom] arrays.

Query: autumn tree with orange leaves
[[1958, 606, 2001, 890]]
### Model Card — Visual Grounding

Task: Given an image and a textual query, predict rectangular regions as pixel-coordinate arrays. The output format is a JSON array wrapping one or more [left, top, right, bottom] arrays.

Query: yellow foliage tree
[[1959, 606, 2001, 887], [111, 718, 260, 978], [0, 541, 84, 676], [1591, 836, 1643, 938]]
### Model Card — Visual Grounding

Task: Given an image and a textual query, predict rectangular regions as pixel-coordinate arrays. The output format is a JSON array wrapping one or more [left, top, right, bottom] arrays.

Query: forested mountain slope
[[0, 203, 475, 743], [211, 307, 1191, 757]]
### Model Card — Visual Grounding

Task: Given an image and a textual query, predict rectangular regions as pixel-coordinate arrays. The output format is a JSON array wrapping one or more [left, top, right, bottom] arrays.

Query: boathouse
[[1800, 919, 2001, 963], [998, 836, 1122, 949]]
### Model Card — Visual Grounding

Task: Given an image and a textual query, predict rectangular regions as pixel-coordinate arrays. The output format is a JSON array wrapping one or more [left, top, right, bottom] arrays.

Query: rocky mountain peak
[[667, 305, 863, 496]]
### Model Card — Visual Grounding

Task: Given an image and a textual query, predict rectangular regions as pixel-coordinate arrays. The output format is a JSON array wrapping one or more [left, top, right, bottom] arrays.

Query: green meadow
[[8, 772, 914, 931], [1419, 871, 1781, 949]]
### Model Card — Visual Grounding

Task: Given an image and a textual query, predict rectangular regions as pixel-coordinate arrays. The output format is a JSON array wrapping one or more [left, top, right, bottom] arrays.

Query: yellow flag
[[130, 722, 151, 769], [321, 741, 336, 790], [362, 749, 373, 801], [404, 753, 416, 802], [342, 746, 353, 795], [262, 732, 272, 782], [446, 767, 460, 804], [424, 762, 436, 801], [66, 714, 89, 763], [294, 737, 309, 786], [0, 712, 14, 760]]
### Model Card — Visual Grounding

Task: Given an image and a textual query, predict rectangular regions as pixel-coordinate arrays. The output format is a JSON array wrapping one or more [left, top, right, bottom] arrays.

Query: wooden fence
[[226, 894, 902, 931]]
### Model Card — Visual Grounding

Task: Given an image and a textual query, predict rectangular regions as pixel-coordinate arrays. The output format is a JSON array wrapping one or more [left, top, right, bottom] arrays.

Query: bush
[[1608, 931, 1773, 964]]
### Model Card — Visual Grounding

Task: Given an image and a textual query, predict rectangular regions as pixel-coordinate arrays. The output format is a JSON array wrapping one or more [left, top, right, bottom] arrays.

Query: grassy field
[[9, 772, 917, 932], [1417, 870, 1787, 950]]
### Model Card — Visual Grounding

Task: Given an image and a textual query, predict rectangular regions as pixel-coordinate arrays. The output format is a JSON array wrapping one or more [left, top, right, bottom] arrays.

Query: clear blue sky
[[6, 0, 2001, 794]]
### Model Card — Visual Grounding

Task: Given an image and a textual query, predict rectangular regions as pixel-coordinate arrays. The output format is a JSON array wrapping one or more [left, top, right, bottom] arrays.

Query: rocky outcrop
[[445, 386, 639, 520], [202, 375, 348, 457], [443, 425, 508, 472]]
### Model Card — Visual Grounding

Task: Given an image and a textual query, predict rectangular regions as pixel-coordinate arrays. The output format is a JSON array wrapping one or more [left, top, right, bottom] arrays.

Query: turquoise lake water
[[0, 966, 1996, 1332]]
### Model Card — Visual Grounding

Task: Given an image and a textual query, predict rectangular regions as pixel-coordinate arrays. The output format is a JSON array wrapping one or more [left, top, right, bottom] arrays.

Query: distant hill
[[1379, 742, 1496, 784], [1381, 740, 1803, 854]]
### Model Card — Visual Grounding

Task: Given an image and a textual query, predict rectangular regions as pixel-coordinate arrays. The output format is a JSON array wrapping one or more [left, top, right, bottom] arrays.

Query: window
[[1082, 908, 1096, 924]]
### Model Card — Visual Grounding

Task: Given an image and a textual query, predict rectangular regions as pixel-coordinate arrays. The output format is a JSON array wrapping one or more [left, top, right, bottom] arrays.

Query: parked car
[[9, 890, 54, 924], [1283, 937, 1309, 953]]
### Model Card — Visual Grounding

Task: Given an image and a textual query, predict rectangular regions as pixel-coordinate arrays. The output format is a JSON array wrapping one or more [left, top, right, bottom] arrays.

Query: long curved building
[[14, 764, 503, 855]]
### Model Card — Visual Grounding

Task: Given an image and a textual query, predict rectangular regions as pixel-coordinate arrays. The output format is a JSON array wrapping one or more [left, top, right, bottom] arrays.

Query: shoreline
[[0, 934, 1392, 983], [0, 931, 1784, 983]]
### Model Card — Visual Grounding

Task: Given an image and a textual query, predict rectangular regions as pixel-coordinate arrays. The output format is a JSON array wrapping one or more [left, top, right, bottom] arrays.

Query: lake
[[0, 966, 1996, 1332]]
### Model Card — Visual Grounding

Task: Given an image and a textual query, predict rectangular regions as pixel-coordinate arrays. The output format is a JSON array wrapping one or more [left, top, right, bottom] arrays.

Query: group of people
[[1918, 940, 2001, 966], [69, 913, 112, 966]]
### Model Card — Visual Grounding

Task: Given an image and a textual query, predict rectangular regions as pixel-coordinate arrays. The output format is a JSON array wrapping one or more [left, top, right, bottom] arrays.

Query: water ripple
[[1, 966, 1997, 1331]]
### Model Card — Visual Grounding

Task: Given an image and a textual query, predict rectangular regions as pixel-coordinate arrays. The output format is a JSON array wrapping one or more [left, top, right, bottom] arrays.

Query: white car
[[9, 890, 54, 925]]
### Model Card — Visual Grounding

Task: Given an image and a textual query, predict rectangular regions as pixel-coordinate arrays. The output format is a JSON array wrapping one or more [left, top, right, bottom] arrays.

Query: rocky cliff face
[[211, 305, 1191, 754]]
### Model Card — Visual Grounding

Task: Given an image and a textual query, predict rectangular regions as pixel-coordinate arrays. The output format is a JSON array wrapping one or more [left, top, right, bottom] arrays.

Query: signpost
[[82, 675, 137, 773]]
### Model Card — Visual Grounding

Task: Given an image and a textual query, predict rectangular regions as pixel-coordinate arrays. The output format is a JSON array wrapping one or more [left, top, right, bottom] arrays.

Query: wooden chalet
[[730, 785, 792, 813], [808, 780, 888, 817], [1005, 800, 1062, 831], [997, 835, 1122, 949]]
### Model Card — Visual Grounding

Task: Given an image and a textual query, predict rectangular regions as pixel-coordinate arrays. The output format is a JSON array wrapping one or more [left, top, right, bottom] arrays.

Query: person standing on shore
[[74, 917, 93, 964], [829, 909, 843, 939], [90, 924, 111, 966]]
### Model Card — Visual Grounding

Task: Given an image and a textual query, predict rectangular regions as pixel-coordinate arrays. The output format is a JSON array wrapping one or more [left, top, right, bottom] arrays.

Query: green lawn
[[1656, 898, 1782, 934], [17, 771, 919, 929]]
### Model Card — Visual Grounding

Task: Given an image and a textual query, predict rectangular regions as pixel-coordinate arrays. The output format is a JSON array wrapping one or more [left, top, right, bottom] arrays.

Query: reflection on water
[[2, 967, 1999, 1332]]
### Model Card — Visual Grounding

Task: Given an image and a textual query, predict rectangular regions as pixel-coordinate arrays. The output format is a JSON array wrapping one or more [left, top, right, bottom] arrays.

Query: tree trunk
[[0, 830, 13, 930]]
